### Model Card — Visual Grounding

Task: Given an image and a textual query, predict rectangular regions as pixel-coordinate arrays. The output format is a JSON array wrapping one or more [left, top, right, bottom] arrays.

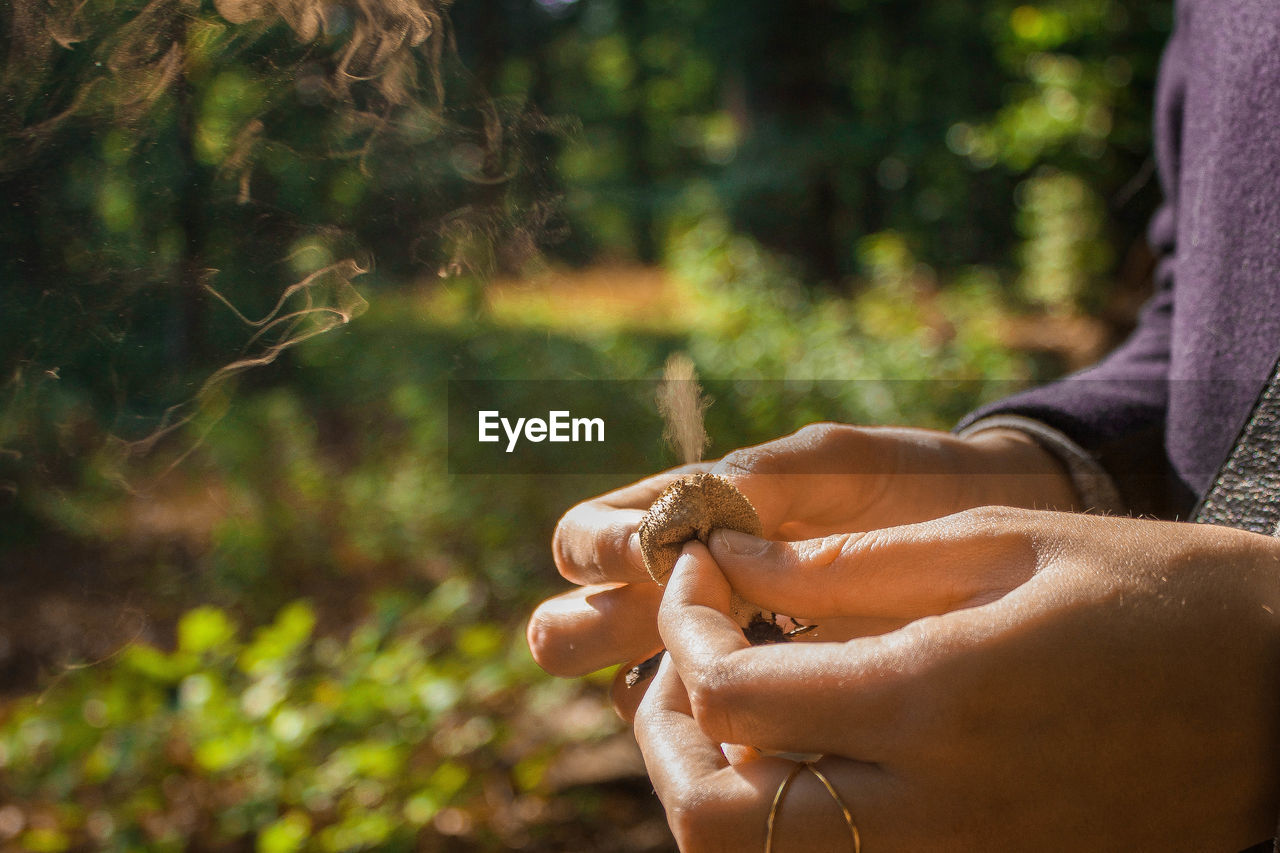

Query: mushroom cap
[[638, 472, 764, 625]]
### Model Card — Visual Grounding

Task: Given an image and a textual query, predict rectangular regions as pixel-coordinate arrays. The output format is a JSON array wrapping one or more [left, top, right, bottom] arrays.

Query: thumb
[[707, 510, 1038, 621]]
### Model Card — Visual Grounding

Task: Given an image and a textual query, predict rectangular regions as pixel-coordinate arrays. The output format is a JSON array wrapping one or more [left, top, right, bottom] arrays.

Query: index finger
[[553, 462, 711, 585], [635, 655, 891, 853]]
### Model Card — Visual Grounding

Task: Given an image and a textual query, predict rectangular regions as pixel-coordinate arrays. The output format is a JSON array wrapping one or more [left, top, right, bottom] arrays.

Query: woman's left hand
[[634, 508, 1280, 852]]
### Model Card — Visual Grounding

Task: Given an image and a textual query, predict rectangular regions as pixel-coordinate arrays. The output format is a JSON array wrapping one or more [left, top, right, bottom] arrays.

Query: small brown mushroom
[[638, 473, 762, 585], [625, 473, 803, 687], [637, 472, 790, 641]]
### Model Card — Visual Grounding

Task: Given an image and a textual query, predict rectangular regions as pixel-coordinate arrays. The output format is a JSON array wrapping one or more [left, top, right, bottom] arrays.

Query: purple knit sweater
[[960, 0, 1280, 520]]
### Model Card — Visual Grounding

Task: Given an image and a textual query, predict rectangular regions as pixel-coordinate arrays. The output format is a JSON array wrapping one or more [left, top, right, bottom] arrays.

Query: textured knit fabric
[[957, 0, 1280, 521]]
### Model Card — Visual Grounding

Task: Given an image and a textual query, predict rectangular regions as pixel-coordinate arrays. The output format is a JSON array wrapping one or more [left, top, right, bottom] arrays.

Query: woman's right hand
[[632, 512, 1280, 853], [526, 422, 1080, 718]]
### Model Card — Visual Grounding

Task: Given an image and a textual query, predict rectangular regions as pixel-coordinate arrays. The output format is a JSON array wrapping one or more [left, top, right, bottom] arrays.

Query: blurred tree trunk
[[740, 0, 847, 284], [620, 0, 657, 264], [172, 45, 208, 373]]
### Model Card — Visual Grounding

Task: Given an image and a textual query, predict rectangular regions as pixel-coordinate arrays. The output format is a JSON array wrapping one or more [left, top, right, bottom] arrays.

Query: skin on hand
[[637, 512, 1280, 852], [634, 654, 877, 853], [527, 423, 1078, 718]]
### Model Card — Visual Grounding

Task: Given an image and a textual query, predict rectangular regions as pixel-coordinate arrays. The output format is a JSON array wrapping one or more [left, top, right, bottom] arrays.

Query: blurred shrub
[[0, 594, 611, 852], [504, 0, 1171, 293], [1014, 168, 1112, 310], [667, 207, 1034, 437]]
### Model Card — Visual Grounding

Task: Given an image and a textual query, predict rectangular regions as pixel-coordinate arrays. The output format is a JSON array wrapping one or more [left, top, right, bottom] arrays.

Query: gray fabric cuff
[[955, 414, 1127, 515]]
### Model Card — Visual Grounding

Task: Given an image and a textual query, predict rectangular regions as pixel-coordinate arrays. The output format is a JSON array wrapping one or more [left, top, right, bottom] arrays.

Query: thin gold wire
[[805, 761, 861, 853], [764, 762, 806, 853], [763, 760, 861, 853]]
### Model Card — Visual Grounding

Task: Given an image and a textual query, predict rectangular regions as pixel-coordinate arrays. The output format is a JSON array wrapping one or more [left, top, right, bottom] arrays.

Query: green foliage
[[0, 595, 599, 851], [1015, 168, 1112, 308], [1, 0, 1175, 530], [668, 207, 1032, 434], [491, 0, 1170, 291]]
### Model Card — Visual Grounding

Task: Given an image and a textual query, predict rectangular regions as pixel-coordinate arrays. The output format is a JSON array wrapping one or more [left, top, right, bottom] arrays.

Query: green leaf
[[318, 810, 394, 852], [194, 727, 256, 773], [257, 811, 311, 853], [428, 760, 469, 798], [455, 623, 503, 660], [241, 594, 317, 676], [178, 607, 239, 656], [19, 828, 70, 853]]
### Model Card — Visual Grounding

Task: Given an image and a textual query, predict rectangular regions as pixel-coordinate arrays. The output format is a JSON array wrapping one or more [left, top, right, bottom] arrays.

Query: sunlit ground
[[431, 266, 697, 337]]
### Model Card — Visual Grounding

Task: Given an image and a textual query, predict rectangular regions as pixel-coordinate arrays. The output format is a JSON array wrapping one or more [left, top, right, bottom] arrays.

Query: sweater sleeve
[[955, 11, 1193, 518]]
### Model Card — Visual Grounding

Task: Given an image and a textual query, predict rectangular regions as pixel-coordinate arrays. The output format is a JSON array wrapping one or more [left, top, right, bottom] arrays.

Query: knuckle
[[791, 421, 843, 446], [933, 508, 1040, 602], [832, 528, 876, 563], [787, 531, 870, 585], [684, 661, 746, 744], [666, 801, 711, 851], [952, 504, 1025, 528], [949, 506, 1036, 557], [714, 422, 844, 479], [714, 446, 768, 478], [669, 816, 719, 852]]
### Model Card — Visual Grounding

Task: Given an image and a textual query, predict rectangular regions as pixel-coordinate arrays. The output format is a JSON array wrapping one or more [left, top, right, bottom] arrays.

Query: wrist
[[956, 427, 1082, 512]]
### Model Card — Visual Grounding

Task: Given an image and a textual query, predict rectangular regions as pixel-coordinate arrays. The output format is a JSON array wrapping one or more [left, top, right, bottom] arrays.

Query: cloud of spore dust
[[0, 0, 567, 487], [0, 0, 570, 694], [657, 353, 711, 465]]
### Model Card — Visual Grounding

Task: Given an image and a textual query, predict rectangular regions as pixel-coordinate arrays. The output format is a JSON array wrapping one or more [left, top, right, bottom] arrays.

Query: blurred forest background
[[0, 0, 1170, 849]]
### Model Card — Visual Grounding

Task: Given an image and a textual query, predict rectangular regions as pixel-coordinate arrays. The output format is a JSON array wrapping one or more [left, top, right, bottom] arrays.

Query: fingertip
[[553, 507, 650, 585], [659, 546, 749, 672], [664, 541, 733, 612], [678, 538, 712, 565], [708, 528, 771, 558], [681, 538, 709, 556], [631, 651, 673, 729], [524, 601, 574, 677], [525, 584, 664, 677], [611, 654, 660, 723], [643, 650, 690, 713], [720, 743, 760, 766]]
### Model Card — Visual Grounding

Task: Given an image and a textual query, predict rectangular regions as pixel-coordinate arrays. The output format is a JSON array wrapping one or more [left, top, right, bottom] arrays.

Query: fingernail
[[711, 528, 769, 556], [628, 531, 644, 568]]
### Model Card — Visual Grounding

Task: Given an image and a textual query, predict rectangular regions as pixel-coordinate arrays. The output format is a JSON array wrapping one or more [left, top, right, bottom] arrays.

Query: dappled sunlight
[[422, 265, 698, 336]]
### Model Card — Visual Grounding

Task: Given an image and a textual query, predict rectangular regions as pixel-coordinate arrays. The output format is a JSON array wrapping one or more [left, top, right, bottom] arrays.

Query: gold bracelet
[[764, 760, 861, 853], [764, 762, 806, 853], [805, 761, 861, 853]]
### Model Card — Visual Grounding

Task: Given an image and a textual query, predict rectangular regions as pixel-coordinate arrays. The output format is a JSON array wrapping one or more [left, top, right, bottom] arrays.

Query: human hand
[[636, 510, 1280, 852], [528, 423, 1080, 719]]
